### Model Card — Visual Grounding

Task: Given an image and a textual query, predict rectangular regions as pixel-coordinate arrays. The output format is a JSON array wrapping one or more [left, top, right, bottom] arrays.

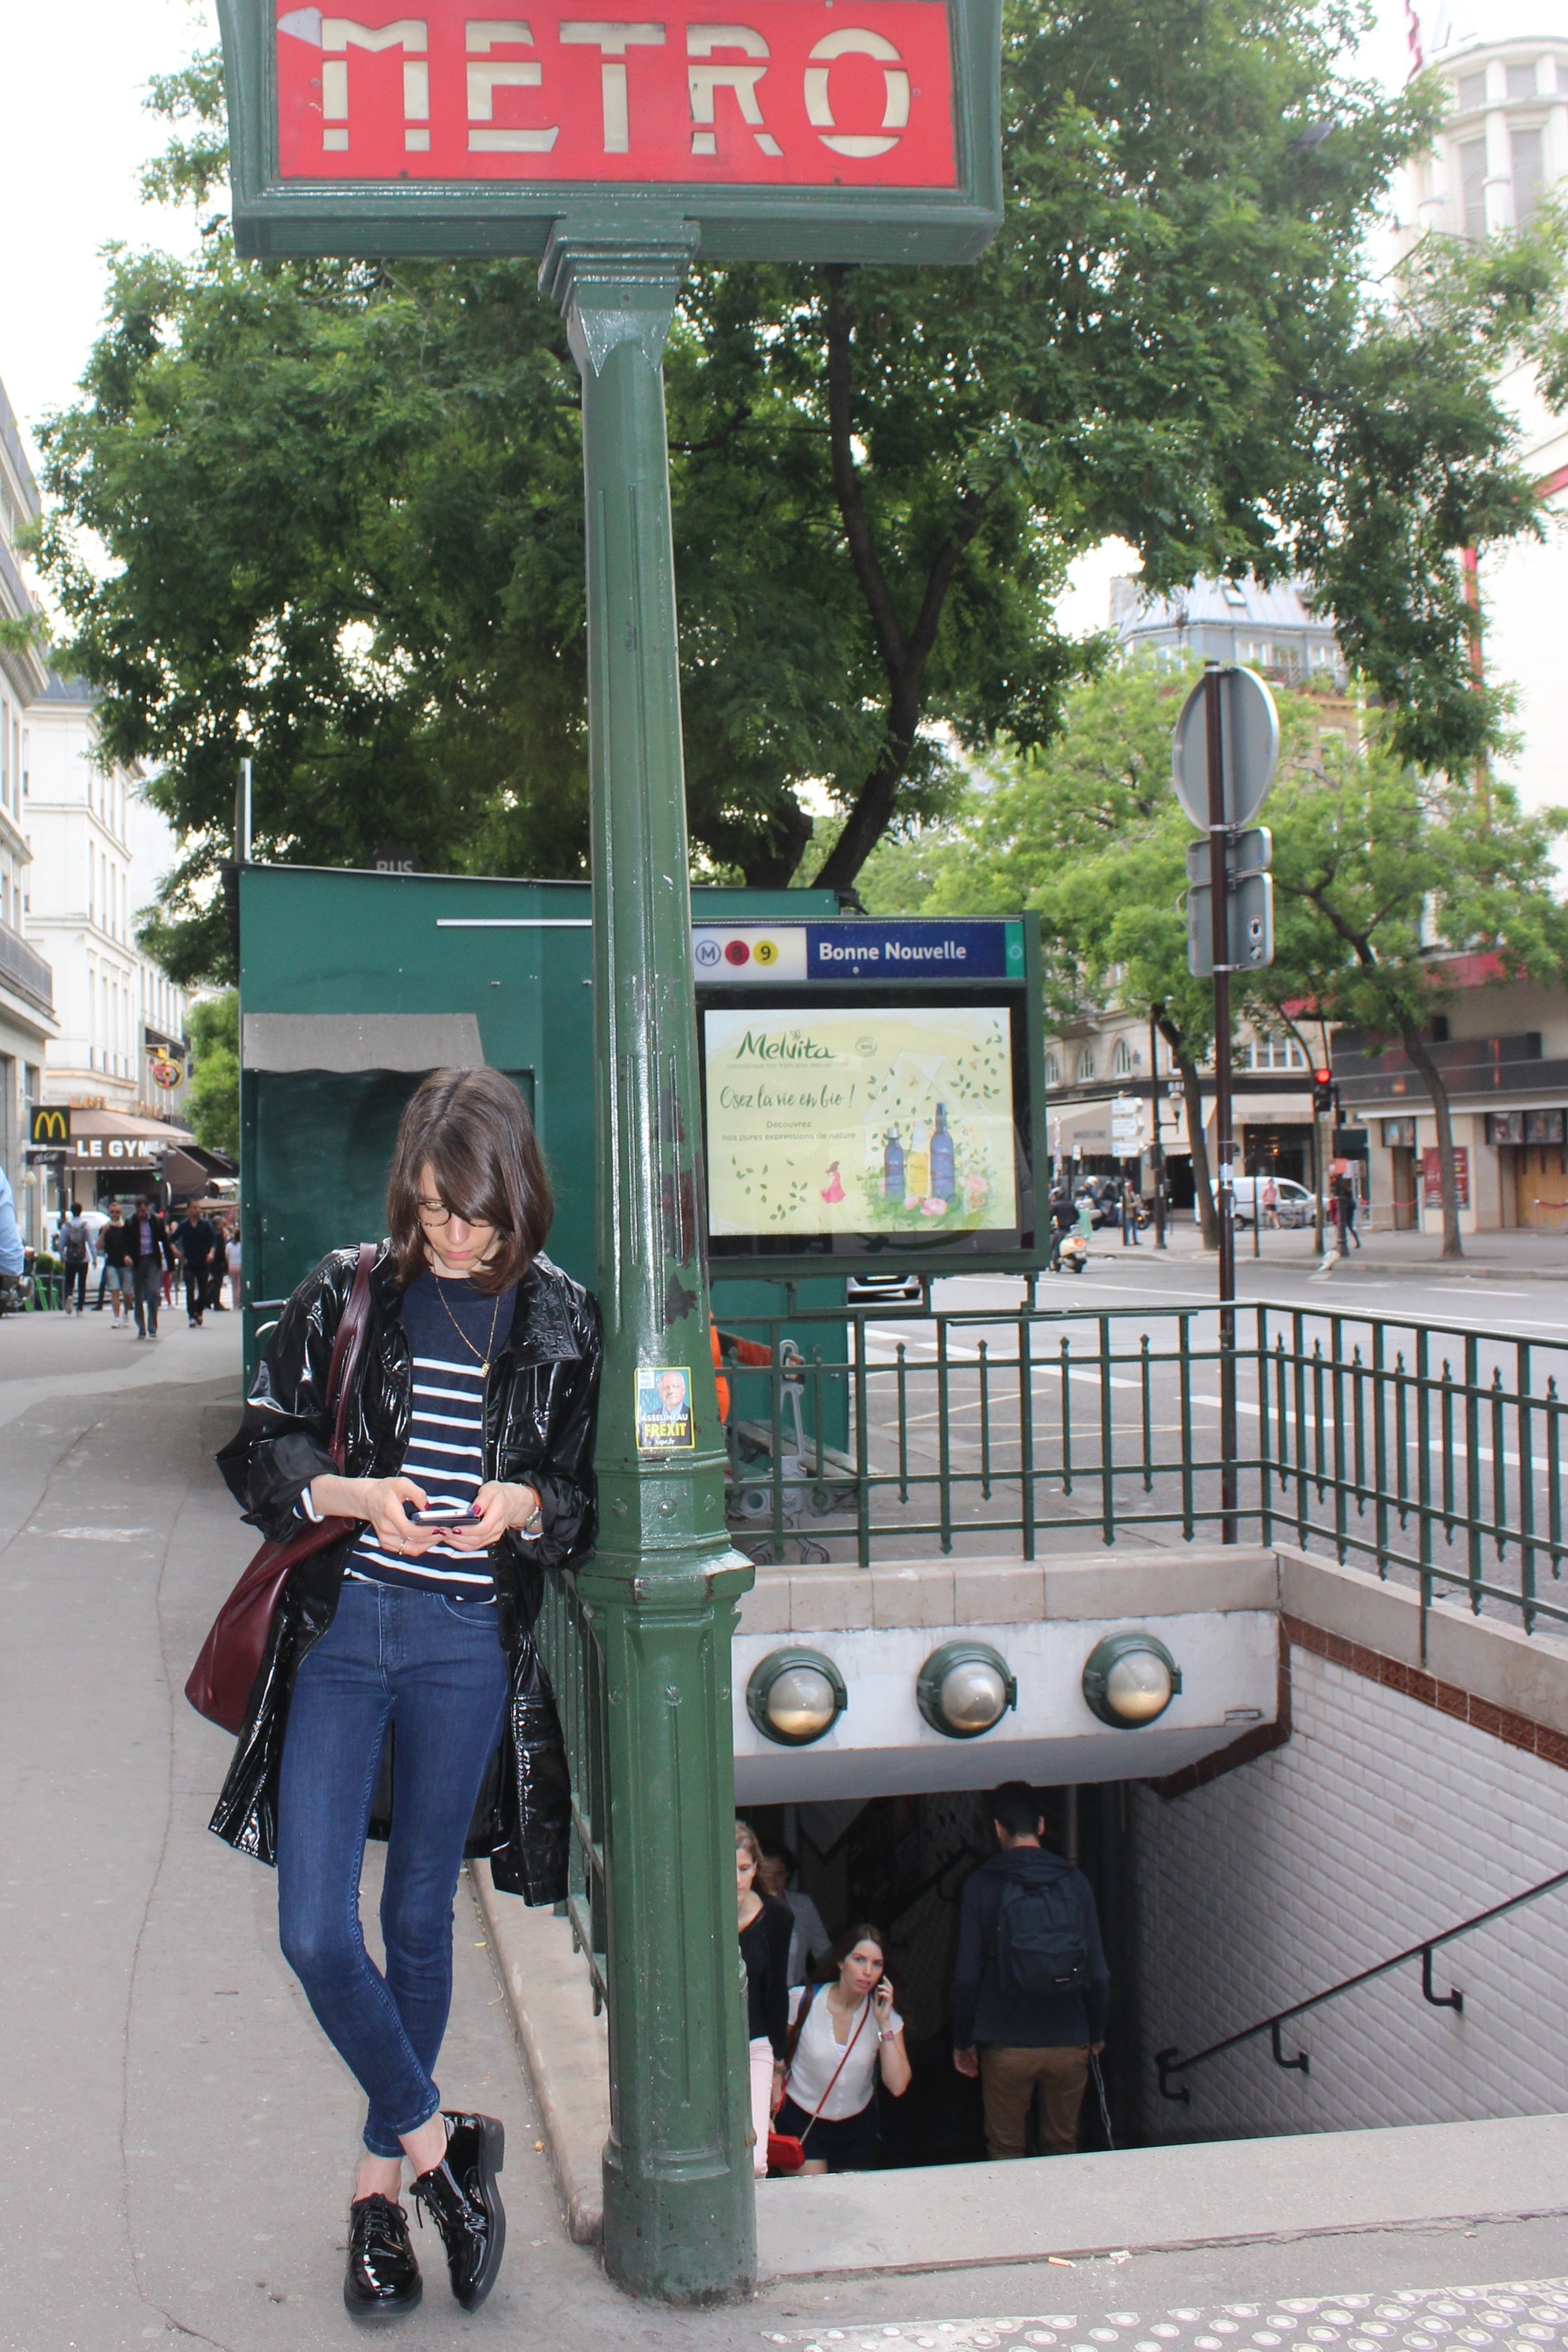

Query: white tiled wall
[[1133, 1648, 1568, 2138]]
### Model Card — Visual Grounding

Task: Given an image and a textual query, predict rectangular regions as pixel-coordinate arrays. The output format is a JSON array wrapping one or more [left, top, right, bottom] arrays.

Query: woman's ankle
[[400, 2113, 449, 2181], [354, 2154, 405, 2204]]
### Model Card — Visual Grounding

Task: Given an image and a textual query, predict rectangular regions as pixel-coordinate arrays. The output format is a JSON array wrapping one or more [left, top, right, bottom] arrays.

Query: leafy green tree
[[185, 989, 240, 1159], [35, 11, 1568, 984], [1267, 758, 1568, 1258]]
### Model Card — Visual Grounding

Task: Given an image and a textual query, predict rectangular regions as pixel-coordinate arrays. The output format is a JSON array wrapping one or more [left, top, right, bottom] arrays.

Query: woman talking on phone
[[775, 1923, 911, 2174], [212, 1069, 599, 2321]]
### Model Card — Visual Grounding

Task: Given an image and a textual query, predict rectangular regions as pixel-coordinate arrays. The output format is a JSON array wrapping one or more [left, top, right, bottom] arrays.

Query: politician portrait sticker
[[636, 1365, 696, 1452]]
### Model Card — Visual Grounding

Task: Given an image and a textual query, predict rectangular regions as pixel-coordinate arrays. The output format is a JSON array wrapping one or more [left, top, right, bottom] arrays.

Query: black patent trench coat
[[210, 1241, 601, 1903]]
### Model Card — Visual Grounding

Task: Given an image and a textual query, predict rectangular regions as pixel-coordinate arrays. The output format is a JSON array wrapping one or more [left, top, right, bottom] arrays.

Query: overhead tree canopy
[[32, 5, 1567, 981]]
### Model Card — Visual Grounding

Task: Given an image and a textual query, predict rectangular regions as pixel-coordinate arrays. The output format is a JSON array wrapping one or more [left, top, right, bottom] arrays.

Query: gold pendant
[[480, 1359, 490, 1376]]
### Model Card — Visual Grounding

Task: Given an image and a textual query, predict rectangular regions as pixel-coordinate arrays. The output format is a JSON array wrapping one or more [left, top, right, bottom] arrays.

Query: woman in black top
[[737, 1821, 793, 2177]]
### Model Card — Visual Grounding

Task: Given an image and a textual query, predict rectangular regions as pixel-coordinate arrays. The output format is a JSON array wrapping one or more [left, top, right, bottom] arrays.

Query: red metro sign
[[218, 0, 1001, 259], [277, 3, 956, 186]]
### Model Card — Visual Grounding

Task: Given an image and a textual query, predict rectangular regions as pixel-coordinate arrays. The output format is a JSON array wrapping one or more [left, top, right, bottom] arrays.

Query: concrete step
[[754, 2113, 1568, 2281]]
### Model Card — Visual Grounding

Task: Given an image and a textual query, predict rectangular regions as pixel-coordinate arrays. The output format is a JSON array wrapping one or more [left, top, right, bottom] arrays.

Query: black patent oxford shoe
[[344, 2193, 422, 2322], [410, 2112, 506, 2312]]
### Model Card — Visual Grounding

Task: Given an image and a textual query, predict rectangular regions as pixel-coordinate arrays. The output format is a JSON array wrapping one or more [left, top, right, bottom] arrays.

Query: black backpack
[[995, 1870, 1089, 1997]]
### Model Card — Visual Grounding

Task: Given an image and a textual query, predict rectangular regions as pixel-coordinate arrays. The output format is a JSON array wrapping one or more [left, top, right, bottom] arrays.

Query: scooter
[[1053, 1228, 1090, 1276]]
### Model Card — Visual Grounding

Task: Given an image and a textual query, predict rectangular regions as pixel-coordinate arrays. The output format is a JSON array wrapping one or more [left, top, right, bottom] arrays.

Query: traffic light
[[1312, 1068, 1334, 1115]]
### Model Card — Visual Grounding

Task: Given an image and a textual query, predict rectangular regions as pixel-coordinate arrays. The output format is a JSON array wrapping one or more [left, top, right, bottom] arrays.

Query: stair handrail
[[1156, 1862, 1568, 2102]]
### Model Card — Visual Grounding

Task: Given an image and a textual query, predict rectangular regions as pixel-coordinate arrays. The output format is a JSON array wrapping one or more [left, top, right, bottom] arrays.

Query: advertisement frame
[[695, 915, 1047, 1277]]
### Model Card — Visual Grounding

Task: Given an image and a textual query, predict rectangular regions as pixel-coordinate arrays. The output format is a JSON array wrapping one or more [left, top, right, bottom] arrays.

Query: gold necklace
[[432, 1275, 503, 1378]]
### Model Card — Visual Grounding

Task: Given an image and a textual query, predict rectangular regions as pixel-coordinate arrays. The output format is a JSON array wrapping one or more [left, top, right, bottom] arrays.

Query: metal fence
[[535, 1289, 1568, 1981]]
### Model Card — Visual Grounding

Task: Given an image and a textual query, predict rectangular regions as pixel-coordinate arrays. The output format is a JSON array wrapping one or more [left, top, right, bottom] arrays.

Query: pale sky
[[0, 0, 1563, 588]]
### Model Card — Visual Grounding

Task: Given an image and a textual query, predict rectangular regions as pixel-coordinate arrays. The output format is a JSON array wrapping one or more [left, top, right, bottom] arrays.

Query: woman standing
[[737, 1823, 793, 2178], [213, 1069, 600, 2320], [99, 1202, 133, 1327], [775, 1923, 911, 2174]]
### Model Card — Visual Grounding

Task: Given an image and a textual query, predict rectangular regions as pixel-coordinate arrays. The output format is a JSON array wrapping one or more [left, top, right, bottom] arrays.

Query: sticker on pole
[[636, 1365, 696, 1451], [1171, 666, 1280, 831]]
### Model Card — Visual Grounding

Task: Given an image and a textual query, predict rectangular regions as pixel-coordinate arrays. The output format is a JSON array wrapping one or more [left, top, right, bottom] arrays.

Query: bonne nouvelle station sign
[[217, 0, 1001, 259]]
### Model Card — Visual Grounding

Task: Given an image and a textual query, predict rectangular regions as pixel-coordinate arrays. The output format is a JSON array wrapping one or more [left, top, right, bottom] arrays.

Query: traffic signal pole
[[544, 222, 756, 2302], [1203, 664, 1238, 1544]]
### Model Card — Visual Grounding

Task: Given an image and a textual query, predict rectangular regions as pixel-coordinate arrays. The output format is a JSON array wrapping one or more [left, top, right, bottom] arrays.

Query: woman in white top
[[774, 1922, 912, 2174]]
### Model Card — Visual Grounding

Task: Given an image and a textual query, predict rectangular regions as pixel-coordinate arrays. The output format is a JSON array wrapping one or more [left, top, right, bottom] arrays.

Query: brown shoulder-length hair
[[386, 1068, 553, 1294]]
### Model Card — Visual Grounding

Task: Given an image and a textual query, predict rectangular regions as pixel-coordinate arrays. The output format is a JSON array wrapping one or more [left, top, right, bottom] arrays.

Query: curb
[[471, 1861, 609, 2246]]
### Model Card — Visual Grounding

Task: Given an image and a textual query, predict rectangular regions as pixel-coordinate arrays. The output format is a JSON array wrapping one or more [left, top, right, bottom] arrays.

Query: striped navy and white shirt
[[344, 1271, 517, 1600]]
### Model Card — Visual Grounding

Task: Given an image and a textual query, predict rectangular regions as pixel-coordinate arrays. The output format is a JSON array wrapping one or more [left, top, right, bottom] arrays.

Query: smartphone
[[406, 1503, 482, 1527]]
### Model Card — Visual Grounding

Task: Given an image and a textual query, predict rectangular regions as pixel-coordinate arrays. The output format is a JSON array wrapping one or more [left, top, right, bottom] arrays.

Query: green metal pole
[[542, 217, 756, 2305]]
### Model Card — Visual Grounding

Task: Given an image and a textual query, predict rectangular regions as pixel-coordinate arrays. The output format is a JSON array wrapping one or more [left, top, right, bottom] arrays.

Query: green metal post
[[543, 218, 756, 2304]]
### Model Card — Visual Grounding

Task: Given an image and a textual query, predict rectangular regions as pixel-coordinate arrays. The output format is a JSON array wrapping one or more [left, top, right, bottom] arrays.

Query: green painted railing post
[[542, 218, 756, 2304]]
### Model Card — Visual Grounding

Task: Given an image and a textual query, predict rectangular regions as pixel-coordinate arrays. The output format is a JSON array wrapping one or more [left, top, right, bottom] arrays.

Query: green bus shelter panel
[[252, 1066, 536, 1303]]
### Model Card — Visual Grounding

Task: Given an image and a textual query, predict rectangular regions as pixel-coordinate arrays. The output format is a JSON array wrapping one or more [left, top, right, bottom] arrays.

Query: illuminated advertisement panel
[[703, 999, 1031, 1264]]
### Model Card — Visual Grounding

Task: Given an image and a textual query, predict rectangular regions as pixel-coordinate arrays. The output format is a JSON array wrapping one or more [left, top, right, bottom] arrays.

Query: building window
[[1456, 70, 1486, 110], [1513, 125, 1545, 225], [1076, 1047, 1096, 1084], [1459, 137, 1488, 239], [1045, 1052, 1062, 1087], [1246, 1035, 1306, 1072], [1506, 62, 1539, 99], [1112, 1036, 1137, 1077]]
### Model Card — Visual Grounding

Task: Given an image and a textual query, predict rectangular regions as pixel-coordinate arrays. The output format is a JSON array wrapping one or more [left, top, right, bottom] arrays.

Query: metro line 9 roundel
[[217, 0, 1002, 261]]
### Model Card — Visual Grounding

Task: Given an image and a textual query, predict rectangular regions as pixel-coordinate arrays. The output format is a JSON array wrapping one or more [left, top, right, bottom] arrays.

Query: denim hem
[[363, 2095, 442, 2159]]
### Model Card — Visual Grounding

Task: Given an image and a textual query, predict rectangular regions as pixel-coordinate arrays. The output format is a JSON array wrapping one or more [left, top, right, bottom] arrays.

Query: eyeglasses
[[416, 1198, 495, 1230]]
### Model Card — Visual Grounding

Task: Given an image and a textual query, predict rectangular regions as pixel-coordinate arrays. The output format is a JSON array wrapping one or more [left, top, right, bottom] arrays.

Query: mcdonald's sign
[[29, 1107, 71, 1146]]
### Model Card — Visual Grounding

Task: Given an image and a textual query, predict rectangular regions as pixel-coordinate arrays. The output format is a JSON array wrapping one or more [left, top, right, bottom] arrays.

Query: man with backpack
[[950, 1782, 1110, 2160]]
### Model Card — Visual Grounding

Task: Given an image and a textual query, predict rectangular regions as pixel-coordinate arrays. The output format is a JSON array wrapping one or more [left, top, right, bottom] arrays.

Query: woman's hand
[[308, 1473, 441, 1555], [443, 1481, 541, 1551], [873, 1975, 896, 2029], [770, 2062, 787, 2118]]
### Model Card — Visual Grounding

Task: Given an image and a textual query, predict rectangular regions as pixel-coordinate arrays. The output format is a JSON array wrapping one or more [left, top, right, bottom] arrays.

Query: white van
[[1207, 1175, 1315, 1229]]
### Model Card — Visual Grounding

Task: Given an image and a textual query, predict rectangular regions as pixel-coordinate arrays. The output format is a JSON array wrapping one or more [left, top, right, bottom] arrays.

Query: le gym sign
[[218, 0, 1001, 259]]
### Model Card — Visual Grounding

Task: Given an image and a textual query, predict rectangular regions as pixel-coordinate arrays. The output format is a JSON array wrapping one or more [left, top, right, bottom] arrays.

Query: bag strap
[[325, 1243, 378, 1471]]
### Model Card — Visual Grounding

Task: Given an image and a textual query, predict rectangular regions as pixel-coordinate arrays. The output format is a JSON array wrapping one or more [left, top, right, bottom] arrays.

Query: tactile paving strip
[[765, 2280, 1568, 2352]]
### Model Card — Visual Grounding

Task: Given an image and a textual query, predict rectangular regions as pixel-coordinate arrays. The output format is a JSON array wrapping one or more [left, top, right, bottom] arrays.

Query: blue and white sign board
[[692, 918, 1025, 983]]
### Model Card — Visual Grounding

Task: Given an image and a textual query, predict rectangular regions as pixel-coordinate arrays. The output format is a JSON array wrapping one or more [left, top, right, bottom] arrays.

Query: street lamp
[[746, 1650, 848, 1746], [917, 1641, 1017, 1738], [1081, 1632, 1182, 1727]]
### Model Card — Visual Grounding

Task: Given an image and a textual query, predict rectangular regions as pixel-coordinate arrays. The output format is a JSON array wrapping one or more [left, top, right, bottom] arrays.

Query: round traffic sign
[[1171, 666, 1280, 831]]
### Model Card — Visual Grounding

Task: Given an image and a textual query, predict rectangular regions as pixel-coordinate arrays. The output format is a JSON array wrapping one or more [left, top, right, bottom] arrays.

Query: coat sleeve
[[1075, 1867, 1111, 2042], [214, 1253, 353, 1543], [764, 1897, 793, 2060], [512, 1286, 603, 1573]]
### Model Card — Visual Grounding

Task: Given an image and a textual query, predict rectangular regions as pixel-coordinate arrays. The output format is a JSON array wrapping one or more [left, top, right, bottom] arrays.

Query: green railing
[[713, 1294, 1568, 1640], [536, 1569, 610, 2010]]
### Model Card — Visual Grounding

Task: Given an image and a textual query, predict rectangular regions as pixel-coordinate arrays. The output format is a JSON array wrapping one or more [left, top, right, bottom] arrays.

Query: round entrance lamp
[[1081, 1631, 1182, 1727], [746, 1649, 847, 1746], [917, 1642, 1017, 1739]]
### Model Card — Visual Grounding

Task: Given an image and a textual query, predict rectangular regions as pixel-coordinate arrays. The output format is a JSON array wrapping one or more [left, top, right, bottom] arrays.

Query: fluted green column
[[541, 217, 756, 2303]]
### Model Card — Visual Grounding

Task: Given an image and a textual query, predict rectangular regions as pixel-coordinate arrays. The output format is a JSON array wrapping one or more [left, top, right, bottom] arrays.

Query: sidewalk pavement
[[1113, 1222, 1568, 1282], [5, 1315, 1568, 2350]]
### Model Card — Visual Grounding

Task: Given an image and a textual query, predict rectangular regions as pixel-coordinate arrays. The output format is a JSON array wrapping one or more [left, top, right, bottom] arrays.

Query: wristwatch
[[517, 1495, 544, 1538]]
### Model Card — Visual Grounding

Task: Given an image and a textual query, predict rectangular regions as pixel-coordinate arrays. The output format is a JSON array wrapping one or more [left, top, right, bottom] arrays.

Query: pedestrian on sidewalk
[[59, 1202, 91, 1314], [211, 1067, 600, 2322], [174, 1200, 219, 1326], [127, 1197, 173, 1339], [1261, 1173, 1280, 1230], [220, 1217, 241, 1311], [951, 1782, 1110, 2160], [1333, 1167, 1361, 1249], [99, 1202, 133, 1327], [0, 1163, 21, 1283], [737, 1823, 793, 2179], [757, 1842, 833, 1988], [774, 1923, 912, 2174], [1119, 1179, 1141, 1248]]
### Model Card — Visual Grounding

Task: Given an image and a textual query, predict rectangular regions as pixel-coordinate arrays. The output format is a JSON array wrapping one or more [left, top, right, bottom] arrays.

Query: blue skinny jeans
[[276, 1580, 509, 2157]]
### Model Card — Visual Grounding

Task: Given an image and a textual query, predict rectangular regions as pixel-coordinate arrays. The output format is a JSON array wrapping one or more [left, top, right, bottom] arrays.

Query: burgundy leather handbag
[[185, 1243, 376, 1734]]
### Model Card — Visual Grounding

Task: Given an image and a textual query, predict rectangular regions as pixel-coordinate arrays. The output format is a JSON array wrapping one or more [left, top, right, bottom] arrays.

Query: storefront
[[31, 1105, 203, 1210], [1487, 1108, 1568, 1230]]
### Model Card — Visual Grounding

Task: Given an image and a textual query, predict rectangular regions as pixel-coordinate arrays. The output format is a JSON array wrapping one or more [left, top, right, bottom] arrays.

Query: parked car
[[846, 1269, 924, 1306], [1208, 1175, 1315, 1229]]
